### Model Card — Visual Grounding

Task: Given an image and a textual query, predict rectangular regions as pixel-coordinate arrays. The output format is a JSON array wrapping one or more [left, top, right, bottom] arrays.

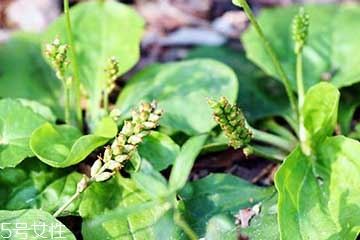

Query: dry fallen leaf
[[235, 203, 261, 228]]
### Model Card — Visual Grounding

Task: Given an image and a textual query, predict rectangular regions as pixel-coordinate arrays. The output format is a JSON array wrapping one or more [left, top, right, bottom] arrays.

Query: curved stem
[[64, 0, 83, 130], [296, 53, 305, 108], [53, 190, 81, 218], [250, 145, 286, 162], [103, 90, 109, 113], [64, 81, 71, 125], [296, 50, 311, 155], [251, 128, 294, 152], [262, 119, 297, 142], [53, 175, 93, 218], [233, 0, 298, 120], [174, 210, 198, 240]]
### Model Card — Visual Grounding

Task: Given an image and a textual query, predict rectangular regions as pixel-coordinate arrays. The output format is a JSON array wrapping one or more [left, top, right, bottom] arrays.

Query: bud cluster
[[292, 8, 310, 54], [44, 38, 69, 80], [90, 101, 163, 182], [104, 57, 120, 93], [209, 97, 252, 149]]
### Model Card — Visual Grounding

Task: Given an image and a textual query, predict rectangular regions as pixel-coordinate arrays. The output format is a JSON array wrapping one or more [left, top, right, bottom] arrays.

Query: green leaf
[[0, 33, 63, 118], [138, 131, 180, 171], [187, 46, 290, 121], [169, 134, 208, 191], [179, 173, 275, 236], [37, 171, 82, 215], [0, 209, 75, 239], [81, 175, 174, 240], [18, 99, 56, 122], [243, 5, 360, 90], [0, 159, 80, 215], [205, 214, 237, 240], [0, 99, 48, 168], [79, 176, 121, 218], [302, 83, 339, 148], [132, 160, 169, 198], [44, 0, 144, 125], [30, 117, 117, 167], [275, 136, 360, 240], [241, 194, 279, 240], [116, 59, 238, 135]]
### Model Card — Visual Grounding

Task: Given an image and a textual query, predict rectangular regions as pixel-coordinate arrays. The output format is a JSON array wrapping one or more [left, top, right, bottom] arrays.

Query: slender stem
[[251, 128, 293, 152], [234, 0, 298, 119], [53, 175, 93, 218], [174, 211, 198, 240], [64, 0, 83, 130], [64, 83, 71, 125], [296, 54, 305, 108], [53, 163, 112, 217], [250, 145, 286, 162], [262, 119, 297, 142], [296, 50, 311, 155], [53, 190, 81, 218], [103, 90, 109, 113]]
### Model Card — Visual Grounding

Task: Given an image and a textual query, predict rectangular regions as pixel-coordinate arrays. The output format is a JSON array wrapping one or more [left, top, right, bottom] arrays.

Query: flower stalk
[[292, 8, 310, 155], [44, 38, 71, 124], [53, 101, 163, 217], [232, 0, 298, 120], [63, 0, 83, 129]]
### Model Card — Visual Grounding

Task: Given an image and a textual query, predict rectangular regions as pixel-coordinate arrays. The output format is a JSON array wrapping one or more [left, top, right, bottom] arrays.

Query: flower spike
[[44, 37, 69, 80], [292, 7, 310, 54], [90, 101, 163, 182], [209, 97, 252, 149]]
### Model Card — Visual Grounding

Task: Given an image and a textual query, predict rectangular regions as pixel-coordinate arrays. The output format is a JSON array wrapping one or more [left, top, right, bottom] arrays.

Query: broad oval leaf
[[242, 5, 360, 90], [116, 59, 238, 135], [205, 214, 237, 240], [18, 99, 57, 123], [275, 136, 360, 240], [138, 131, 180, 171], [44, 0, 144, 125], [0, 34, 63, 118], [179, 173, 275, 236], [0, 209, 75, 239], [132, 160, 169, 198], [302, 82, 339, 148], [30, 117, 117, 167], [241, 194, 279, 240], [187, 46, 290, 121], [80, 175, 175, 240], [0, 158, 81, 216], [0, 99, 48, 168]]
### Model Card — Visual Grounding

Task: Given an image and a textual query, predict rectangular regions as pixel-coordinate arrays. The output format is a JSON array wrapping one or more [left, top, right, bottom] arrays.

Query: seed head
[[104, 57, 120, 93], [89, 101, 163, 182], [292, 8, 310, 54], [209, 97, 252, 149], [44, 37, 69, 80]]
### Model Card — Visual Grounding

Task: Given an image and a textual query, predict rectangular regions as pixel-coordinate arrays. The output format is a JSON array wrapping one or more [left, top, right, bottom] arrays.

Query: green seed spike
[[292, 7, 310, 54], [104, 56, 120, 92], [208, 97, 253, 149], [44, 37, 69, 80]]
